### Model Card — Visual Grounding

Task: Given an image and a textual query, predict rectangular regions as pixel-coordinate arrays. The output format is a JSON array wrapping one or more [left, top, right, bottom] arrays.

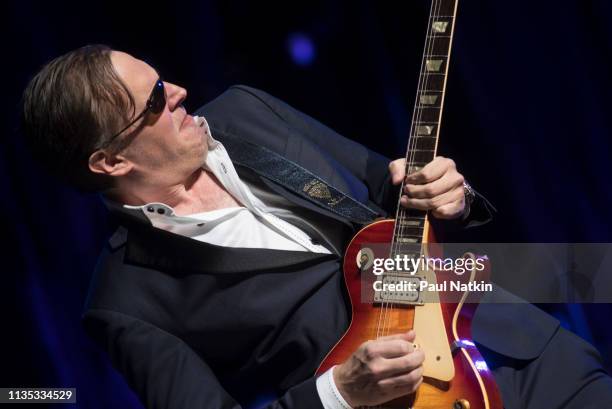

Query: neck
[[106, 168, 241, 216]]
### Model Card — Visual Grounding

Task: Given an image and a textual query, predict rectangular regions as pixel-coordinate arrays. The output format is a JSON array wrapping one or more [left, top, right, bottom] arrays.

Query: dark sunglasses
[[105, 78, 166, 145]]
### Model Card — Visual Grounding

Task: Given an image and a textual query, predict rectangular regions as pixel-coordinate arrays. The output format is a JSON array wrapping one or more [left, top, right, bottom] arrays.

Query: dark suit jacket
[[82, 85, 558, 409]]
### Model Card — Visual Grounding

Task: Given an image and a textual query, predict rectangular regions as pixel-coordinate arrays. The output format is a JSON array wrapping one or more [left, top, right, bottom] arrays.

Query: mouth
[[180, 112, 193, 129]]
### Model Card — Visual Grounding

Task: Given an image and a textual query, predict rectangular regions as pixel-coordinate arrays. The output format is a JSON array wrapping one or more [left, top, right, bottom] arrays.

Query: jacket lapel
[[106, 218, 336, 274]]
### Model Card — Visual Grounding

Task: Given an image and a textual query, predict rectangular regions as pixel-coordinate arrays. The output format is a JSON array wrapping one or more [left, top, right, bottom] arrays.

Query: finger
[[372, 340, 416, 359], [368, 349, 425, 381], [389, 159, 407, 185], [404, 170, 464, 198], [361, 334, 415, 360], [378, 367, 424, 391], [401, 185, 464, 210], [376, 330, 415, 343], [431, 198, 465, 220], [406, 156, 455, 184]]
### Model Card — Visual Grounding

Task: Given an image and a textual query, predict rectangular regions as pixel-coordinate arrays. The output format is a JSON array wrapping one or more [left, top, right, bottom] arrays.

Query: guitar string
[[376, 0, 443, 348], [372, 3, 446, 407], [384, 0, 442, 340], [372, 5, 444, 409], [376, 0, 435, 342], [373, 2, 455, 407]]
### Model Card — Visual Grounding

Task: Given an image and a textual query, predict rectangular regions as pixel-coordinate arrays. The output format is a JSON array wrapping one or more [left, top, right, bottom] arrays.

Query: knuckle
[[406, 371, 420, 384], [446, 158, 456, 168], [399, 341, 411, 355], [436, 206, 450, 217], [369, 362, 383, 377], [362, 342, 378, 360]]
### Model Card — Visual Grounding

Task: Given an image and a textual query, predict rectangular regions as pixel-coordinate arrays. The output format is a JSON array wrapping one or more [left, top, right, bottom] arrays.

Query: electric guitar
[[317, 1, 503, 408]]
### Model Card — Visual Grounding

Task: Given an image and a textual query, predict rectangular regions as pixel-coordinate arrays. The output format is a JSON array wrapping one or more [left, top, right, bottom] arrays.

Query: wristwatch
[[463, 181, 475, 220]]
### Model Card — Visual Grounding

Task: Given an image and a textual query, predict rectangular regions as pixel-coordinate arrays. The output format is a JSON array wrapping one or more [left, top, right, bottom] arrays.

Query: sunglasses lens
[[149, 80, 166, 114]]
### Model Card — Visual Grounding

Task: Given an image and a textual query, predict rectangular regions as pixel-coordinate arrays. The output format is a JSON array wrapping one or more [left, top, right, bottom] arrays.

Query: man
[[22, 45, 612, 409]]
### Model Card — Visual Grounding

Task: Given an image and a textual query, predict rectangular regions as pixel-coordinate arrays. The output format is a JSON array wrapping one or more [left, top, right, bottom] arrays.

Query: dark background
[[3, 0, 612, 407]]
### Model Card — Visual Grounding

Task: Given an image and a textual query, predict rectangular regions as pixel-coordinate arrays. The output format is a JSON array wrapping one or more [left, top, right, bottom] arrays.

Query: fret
[[430, 0, 458, 17], [409, 136, 437, 150], [394, 227, 425, 237], [412, 107, 441, 123], [405, 162, 429, 171], [421, 37, 451, 56], [427, 35, 451, 39], [406, 149, 435, 164], [391, 242, 424, 253], [420, 75, 445, 92], [397, 209, 426, 219], [397, 218, 425, 228]]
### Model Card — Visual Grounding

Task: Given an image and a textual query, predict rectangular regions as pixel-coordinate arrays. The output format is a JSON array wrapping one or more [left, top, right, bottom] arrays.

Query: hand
[[389, 156, 466, 219], [333, 330, 425, 407]]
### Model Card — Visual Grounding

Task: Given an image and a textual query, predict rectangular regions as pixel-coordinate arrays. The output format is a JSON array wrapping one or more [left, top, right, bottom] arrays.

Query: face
[[105, 51, 207, 187]]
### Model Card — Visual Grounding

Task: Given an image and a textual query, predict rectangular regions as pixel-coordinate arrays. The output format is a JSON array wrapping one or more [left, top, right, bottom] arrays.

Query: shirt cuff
[[315, 366, 353, 409]]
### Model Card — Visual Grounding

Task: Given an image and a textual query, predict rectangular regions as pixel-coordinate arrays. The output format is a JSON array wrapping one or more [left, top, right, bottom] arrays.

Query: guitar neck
[[393, 0, 459, 248]]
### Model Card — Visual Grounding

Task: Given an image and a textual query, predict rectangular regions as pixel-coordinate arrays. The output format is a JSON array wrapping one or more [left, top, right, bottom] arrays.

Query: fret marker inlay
[[419, 95, 439, 105], [398, 219, 422, 227], [416, 125, 435, 135], [432, 21, 449, 34], [426, 59, 444, 72]]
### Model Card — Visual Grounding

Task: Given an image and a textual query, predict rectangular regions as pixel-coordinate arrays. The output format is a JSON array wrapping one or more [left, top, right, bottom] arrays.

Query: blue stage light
[[287, 33, 316, 66]]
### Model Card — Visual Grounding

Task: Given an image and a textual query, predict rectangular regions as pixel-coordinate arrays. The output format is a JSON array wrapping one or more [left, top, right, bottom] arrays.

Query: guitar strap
[[219, 131, 381, 225]]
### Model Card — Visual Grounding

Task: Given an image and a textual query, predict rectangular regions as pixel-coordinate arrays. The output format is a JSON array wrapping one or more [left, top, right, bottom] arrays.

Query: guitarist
[[21, 45, 612, 409]]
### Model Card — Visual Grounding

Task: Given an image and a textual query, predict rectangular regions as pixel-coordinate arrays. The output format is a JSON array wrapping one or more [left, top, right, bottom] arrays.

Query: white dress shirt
[[121, 115, 351, 408]]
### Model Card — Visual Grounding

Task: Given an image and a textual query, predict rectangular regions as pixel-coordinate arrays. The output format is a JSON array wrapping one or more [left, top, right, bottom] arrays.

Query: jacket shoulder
[[472, 286, 560, 360]]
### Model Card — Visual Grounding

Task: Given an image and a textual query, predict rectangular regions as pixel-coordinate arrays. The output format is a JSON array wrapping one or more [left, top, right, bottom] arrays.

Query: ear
[[88, 149, 133, 177]]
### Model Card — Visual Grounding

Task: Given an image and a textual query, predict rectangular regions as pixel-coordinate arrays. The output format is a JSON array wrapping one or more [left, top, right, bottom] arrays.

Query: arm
[[243, 85, 495, 225], [83, 309, 323, 409], [198, 85, 494, 225]]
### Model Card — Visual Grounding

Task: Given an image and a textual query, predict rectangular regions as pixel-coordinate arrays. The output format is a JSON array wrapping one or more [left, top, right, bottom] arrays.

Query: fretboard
[[392, 0, 458, 254]]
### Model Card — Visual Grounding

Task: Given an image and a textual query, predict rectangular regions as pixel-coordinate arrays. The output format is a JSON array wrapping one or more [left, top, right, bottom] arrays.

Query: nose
[[164, 81, 187, 111]]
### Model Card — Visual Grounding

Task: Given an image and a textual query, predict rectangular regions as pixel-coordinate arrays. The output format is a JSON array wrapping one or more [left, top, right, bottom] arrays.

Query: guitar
[[317, 1, 503, 408]]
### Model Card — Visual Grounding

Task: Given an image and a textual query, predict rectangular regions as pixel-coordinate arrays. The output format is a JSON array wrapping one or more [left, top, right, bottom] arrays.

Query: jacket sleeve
[[208, 85, 494, 226], [83, 309, 324, 409]]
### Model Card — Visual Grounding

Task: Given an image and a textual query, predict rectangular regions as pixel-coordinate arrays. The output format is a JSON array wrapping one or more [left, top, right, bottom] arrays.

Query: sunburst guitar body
[[317, 220, 503, 409]]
